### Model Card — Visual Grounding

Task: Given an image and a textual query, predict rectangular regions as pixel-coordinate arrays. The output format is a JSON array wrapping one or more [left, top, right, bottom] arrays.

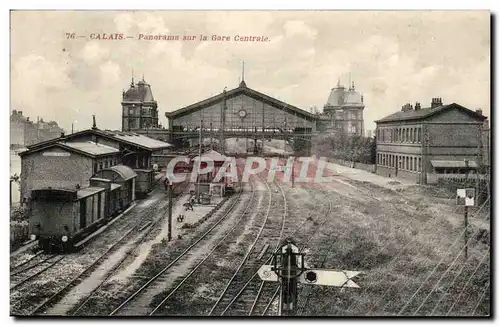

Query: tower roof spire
[[92, 115, 97, 130], [239, 61, 247, 87], [131, 68, 135, 87]]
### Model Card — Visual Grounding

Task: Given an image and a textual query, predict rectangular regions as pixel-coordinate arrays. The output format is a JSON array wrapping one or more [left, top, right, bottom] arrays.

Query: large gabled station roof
[[165, 81, 319, 121]]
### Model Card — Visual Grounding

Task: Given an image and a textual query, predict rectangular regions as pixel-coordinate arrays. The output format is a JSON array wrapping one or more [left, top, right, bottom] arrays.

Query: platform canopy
[[430, 160, 478, 168]]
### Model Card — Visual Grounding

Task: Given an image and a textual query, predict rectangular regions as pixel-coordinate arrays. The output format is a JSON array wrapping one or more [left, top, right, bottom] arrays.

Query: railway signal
[[257, 239, 363, 316], [457, 188, 476, 260]]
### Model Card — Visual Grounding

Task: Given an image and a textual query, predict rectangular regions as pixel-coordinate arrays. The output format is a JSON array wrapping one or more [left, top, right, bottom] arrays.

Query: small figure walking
[[184, 202, 193, 211]]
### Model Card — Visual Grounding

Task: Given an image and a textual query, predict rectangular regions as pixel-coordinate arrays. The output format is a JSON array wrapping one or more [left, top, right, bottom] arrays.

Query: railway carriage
[[89, 177, 123, 217], [29, 187, 107, 252], [134, 169, 154, 198], [30, 165, 138, 252], [92, 165, 137, 209]]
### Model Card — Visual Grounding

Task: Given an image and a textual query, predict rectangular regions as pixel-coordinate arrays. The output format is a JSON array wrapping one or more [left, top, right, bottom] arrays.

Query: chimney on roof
[[415, 102, 421, 110], [12, 110, 17, 115], [60, 132, 65, 137], [476, 109, 483, 116], [401, 103, 413, 112], [431, 97, 443, 109]]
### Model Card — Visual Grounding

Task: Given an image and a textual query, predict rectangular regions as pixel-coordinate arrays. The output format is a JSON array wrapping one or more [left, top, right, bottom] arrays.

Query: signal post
[[258, 239, 363, 316]]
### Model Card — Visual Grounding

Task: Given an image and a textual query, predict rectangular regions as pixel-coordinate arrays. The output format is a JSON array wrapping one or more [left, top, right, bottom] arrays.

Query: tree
[[312, 133, 375, 164]]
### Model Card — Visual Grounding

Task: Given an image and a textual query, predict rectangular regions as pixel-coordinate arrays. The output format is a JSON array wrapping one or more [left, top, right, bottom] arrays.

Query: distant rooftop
[[102, 130, 172, 150], [376, 102, 487, 123], [325, 81, 364, 108], [62, 141, 120, 156], [122, 78, 156, 103]]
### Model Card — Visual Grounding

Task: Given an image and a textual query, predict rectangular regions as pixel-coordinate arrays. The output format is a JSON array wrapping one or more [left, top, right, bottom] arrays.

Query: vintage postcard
[[9, 10, 491, 317]]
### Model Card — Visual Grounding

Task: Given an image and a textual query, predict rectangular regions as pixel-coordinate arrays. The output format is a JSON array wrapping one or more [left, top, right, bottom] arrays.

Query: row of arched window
[[377, 126, 422, 143], [377, 153, 422, 172]]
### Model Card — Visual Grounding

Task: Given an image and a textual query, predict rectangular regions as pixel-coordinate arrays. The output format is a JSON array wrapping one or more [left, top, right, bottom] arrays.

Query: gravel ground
[[12, 157, 489, 317], [71, 173, 256, 316], [10, 187, 173, 316], [284, 158, 490, 316]]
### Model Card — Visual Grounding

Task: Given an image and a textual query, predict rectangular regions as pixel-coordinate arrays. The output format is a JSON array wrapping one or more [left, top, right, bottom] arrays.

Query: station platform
[[170, 194, 226, 238]]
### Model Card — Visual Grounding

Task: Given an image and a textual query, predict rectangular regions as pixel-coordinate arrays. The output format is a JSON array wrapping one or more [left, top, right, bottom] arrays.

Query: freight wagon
[[29, 187, 108, 252], [29, 165, 137, 252]]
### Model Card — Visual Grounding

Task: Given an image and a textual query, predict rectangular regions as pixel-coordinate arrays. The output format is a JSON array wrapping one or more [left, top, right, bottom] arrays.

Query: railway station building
[[375, 98, 488, 184], [317, 80, 365, 136], [19, 124, 172, 204]]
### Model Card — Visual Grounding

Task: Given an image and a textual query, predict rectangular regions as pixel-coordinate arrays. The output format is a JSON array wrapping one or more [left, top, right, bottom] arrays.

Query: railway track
[[249, 185, 336, 316], [69, 182, 242, 316], [144, 169, 293, 317], [245, 187, 335, 316], [10, 255, 65, 291], [208, 180, 288, 316], [145, 166, 336, 317], [10, 251, 46, 275], [107, 162, 255, 316], [135, 172, 278, 316], [10, 184, 186, 316], [29, 184, 190, 316]]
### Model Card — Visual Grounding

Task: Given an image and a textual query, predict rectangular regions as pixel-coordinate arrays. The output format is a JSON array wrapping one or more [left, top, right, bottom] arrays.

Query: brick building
[[19, 125, 172, 203], [375, 98, 488, 184], [318, 80, 365, 136], [19, 141, 121, 202]]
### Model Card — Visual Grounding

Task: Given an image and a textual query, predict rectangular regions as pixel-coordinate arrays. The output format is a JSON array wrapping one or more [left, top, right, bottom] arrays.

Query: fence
[[428, 173, 490, 205], [327, 158, 376, 173]]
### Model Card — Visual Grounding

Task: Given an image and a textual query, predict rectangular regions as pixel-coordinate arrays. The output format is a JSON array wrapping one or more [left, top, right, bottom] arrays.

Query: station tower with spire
[[322, 78, 365, 137]]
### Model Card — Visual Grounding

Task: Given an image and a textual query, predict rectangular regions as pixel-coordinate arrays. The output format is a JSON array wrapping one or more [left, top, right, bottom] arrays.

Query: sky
[[10, 10, 490, 134]]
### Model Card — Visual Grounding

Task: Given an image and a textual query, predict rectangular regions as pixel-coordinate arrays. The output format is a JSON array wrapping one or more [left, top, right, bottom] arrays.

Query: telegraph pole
[[197, 119, 203, 203], [220, 88, 227, 155], [167, 179, 173, 242], [210, 121, 213, 150], [464, 204, 468, 260], [476, 123, 483, 204], [465, 158, 469, 261]]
